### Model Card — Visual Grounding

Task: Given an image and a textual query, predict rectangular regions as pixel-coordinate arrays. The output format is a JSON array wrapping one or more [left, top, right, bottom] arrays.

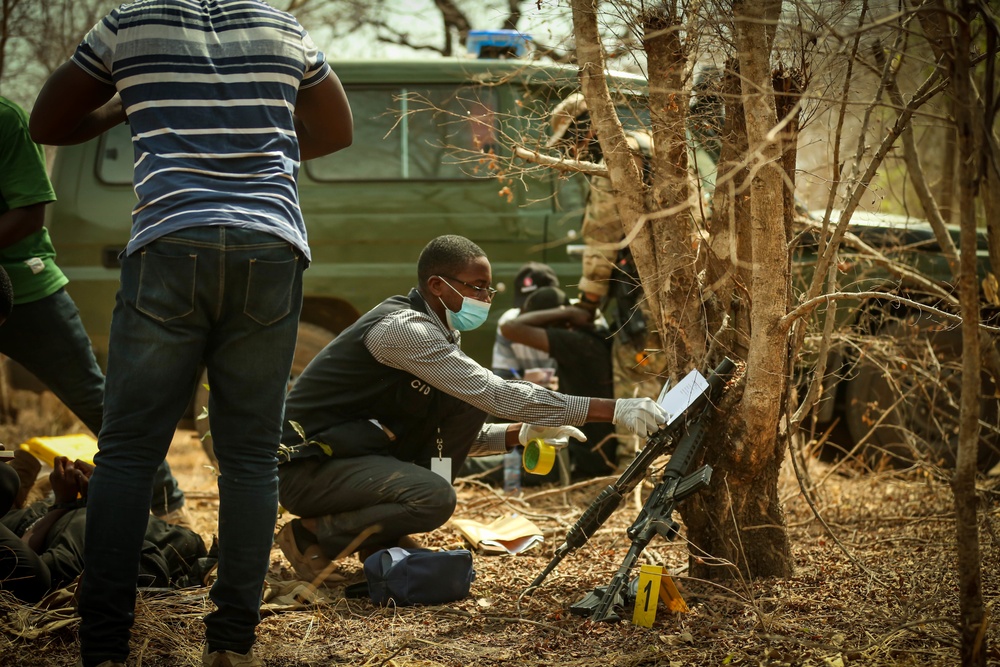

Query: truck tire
[[843, 314, 1000, 470], [195, 321, 336, 468]]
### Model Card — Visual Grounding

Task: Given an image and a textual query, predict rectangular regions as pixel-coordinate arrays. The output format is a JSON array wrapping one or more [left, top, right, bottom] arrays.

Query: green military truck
[[795, 210, 1000, 470]]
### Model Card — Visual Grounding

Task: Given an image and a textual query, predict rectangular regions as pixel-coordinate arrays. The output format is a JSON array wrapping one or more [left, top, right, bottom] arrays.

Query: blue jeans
[[0, 288, 183, 514], [78, 227, 303, 665]]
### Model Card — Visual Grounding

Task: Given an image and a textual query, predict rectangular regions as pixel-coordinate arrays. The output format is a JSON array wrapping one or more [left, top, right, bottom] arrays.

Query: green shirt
[[0, 96, 67, 304]]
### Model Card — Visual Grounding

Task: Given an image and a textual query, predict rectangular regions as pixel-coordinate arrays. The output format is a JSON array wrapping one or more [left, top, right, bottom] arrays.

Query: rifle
[[570, 414, 716, 621], [522, 357, 736, 609]]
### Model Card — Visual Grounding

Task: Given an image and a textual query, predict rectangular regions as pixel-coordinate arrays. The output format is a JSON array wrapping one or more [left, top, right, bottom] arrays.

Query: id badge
[[431, 456, 452, 481]]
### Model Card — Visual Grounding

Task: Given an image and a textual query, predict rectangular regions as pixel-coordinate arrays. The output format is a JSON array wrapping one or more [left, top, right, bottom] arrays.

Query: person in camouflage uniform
[[545, 93, 667, 458]]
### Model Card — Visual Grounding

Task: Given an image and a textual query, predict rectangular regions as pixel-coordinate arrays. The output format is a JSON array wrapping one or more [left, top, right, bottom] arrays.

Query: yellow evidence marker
[[632, 564, 689, 627], [632, 564, 664, 627]]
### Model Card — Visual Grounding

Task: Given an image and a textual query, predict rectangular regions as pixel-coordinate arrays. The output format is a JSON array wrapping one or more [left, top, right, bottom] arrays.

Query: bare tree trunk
[[501, 0, 522, 31], [710, 62, 753, 294], [570, 0, 659, 339], [939, 125, 957, 224], [876, 44, 960, 275], [706, 61, 753, 359], [952, 4, 988, 664], [980, 22, 1000, 289], [687, 0, 792, 580], [913, 0, 992, 267], [772, 66, 800, 241], [912, 0, 1000, 424], [986, 167, 1000, 283], [911, 2, 961, 233], [643, 2, 705, 372]]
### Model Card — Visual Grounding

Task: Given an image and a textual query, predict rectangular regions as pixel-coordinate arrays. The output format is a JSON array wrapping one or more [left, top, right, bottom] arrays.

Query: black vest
[[281, 288, 481, 470]]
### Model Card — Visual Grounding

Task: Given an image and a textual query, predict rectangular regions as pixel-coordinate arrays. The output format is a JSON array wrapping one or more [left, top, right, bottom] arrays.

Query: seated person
[[0, 456, 207, 604], [491, 261, 559, 382], [275, 235, 667, 583], [500, 286, 618, 478]]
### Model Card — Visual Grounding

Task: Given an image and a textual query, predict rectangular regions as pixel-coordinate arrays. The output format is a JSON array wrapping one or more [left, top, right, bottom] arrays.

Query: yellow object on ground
[[632, 564, 664, 627], [658, 572, 689, 613], [19, 434, 98, 467], [632, 565, 689, 627]]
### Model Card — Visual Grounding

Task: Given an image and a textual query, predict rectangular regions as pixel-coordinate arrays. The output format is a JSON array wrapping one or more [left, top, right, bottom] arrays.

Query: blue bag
[[361, 547, 476, 606]]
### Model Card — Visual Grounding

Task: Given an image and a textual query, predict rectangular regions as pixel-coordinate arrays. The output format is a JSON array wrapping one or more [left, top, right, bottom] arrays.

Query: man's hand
[[49, 456, 86, 504], [73, 459, 95, 498], [563, 305, 596, 329], [24, 456, 88, 552], [518, 424, 587, 449], [612, 398, 667, 437]]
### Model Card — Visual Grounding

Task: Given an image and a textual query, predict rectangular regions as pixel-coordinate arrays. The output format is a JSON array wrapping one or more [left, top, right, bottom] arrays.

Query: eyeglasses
[[439, 275, 498, 300]]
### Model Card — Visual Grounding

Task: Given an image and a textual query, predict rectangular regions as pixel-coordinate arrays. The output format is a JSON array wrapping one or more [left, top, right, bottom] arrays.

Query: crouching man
[[276, 235, 666, 582]]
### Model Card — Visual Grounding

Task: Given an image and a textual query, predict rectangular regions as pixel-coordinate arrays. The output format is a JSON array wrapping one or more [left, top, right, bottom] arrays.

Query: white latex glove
[[518, 424, 587, 449], [612, 398, 668, 437]]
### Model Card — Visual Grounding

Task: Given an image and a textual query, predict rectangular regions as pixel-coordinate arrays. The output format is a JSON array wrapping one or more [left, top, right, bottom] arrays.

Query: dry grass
[[1, 390, 999, 666]]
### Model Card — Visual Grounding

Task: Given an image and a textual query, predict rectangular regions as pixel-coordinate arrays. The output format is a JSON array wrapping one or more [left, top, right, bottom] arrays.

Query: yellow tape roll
[[522, 438, 557, 475]]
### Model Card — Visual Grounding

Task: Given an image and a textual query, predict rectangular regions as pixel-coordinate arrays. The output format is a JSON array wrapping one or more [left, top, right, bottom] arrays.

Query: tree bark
[[939, 124, 957, 225], [643, 2, 705, 373], [911, 0, 1000, 428], [687, 0, 793, 580], [706, 61, 753, 360], [913, 0, 998, 272], [570, 0, 660, 340], [709, 62, 753, 290], [951, 4, 988, 664], [876, 44, 960, 275], [772, 66, 800, 242]]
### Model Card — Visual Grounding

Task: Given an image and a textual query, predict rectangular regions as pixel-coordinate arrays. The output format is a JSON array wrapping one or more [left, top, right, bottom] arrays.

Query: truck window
[[96, 123, 134, 185], [306, 85, 498, 181]]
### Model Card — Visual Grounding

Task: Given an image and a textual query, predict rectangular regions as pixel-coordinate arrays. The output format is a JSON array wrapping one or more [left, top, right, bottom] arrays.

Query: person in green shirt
[[0, 96, 187, 523]]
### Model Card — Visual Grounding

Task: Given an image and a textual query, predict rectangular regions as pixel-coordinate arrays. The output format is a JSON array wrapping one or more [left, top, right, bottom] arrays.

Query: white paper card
[[657, 369, 709, 425], [431, 456, 452, 480]]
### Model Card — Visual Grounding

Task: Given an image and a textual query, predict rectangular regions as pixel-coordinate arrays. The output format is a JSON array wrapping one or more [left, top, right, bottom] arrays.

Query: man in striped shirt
[[275, 235, 666, 584], [30, 2, 352, 666]]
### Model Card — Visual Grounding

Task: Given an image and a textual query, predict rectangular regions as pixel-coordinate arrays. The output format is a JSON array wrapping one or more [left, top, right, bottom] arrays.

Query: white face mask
[[438, 278, 491, 331]]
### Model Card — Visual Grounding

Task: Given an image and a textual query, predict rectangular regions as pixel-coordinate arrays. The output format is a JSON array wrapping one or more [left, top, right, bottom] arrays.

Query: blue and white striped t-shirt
[[72, 0, 332, 260]]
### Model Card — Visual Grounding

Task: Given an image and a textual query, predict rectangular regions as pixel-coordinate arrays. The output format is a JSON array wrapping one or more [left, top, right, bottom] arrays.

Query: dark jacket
[[280, 288, 485, 472]]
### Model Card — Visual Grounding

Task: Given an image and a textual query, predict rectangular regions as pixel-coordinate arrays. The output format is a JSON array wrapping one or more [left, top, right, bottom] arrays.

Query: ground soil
[[1, 389, 998, 666]]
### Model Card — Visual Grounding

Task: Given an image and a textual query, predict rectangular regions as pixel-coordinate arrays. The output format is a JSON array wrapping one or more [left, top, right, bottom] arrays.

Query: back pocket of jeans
[[244, 255, 299, 325], [136, 250, 197, 322]]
